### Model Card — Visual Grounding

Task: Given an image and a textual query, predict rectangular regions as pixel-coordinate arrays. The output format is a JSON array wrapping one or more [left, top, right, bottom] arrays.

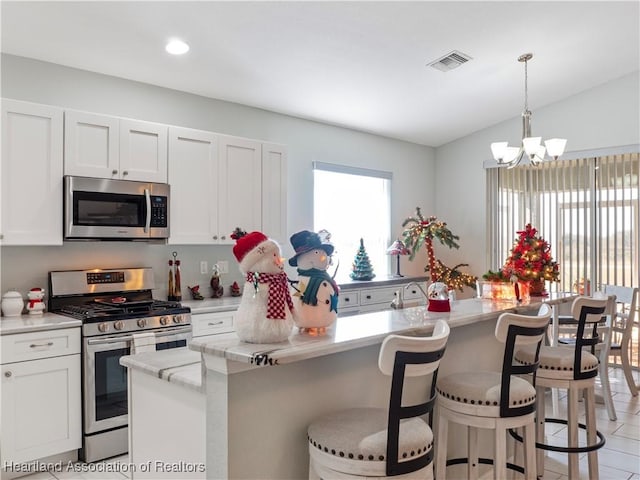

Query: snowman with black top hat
[[289, 230, 339, 335]]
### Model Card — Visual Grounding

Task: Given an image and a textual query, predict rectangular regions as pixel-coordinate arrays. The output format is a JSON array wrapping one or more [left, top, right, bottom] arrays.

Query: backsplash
[[0, 243, 252, 303]]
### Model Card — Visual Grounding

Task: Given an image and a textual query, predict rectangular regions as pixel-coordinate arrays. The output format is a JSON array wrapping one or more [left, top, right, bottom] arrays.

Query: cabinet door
[[168, 127, 219, 244], [120, 119, 168, 183], [64, 110, 120, 178], [1, 99, 63, 245], [261, 143, 287, 246], [218, 136, 262, 244], [1, 354, 81, 464]]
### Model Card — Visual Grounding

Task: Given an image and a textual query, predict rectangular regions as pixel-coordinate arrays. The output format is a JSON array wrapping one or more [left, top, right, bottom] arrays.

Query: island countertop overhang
[[189, 295, 574, 369]]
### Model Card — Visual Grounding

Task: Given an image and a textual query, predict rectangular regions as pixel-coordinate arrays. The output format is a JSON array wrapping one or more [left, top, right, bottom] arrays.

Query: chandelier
[[490, 53, 567, 168]]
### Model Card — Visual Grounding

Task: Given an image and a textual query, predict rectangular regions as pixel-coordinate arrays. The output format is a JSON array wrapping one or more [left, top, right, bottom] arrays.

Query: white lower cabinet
[[1, 328, 81, 470], [337, 278, 427, 316]]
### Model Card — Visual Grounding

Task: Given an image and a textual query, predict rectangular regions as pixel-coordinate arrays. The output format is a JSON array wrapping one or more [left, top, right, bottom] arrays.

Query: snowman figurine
[[26, 287, 46, 315], [289, 230, 339, 334], [232, 231, 295, 344]]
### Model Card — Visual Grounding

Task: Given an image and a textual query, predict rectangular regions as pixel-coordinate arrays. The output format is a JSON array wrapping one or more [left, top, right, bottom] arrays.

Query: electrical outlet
[[217, 261, 229, 274], [200, 261, 208, 275]]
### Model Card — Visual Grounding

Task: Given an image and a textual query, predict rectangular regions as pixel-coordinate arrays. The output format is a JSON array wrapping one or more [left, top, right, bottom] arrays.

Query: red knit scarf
[[246, 271, 294, 320]]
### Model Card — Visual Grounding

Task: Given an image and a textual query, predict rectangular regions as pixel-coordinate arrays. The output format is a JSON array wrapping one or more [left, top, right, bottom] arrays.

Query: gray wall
[[434, 71, 640, 283], [0, 54, 436, 299]]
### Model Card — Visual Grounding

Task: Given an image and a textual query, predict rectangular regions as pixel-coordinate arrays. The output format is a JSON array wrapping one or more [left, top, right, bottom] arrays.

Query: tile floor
[[10, 368, 640, 480]]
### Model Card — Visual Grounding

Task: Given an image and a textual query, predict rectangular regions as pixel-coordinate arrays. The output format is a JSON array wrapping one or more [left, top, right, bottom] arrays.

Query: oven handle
[[87, 326, 192, 345], [144, 188, 151, 233]]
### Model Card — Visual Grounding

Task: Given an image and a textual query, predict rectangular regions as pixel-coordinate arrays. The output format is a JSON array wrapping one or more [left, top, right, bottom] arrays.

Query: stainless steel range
[[48, 267, 191, 462]]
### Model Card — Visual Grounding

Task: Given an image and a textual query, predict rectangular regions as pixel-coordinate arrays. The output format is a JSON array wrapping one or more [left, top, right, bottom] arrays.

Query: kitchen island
[[187, 294, 574, 480]]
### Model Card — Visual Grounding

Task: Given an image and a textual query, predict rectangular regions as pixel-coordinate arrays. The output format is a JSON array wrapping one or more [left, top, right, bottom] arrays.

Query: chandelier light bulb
[[522, 136, 542, 158], [491, 142, 508, 162], [545, 138, 567, 160]]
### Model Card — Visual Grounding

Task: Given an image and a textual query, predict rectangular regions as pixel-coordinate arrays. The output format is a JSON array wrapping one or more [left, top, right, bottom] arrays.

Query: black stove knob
[[98, 323, 109, 333], [137, 318, 147, 328], [114, 320, 124, 331], [173, 315, 183, 324], [160, 316, 169, 326]]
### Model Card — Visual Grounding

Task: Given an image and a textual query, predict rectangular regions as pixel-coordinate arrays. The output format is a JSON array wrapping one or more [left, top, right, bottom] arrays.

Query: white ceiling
[[2, 1, 639, 146]]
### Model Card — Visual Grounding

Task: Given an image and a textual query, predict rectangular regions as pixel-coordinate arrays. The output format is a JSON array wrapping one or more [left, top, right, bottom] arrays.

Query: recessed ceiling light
[[166, 39, 189, 55]]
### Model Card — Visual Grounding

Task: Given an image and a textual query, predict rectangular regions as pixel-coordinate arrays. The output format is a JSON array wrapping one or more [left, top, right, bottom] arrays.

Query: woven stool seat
[[437, 371, 536, 417], [308, 408, 432, 475], [516, 345, 599, 380]]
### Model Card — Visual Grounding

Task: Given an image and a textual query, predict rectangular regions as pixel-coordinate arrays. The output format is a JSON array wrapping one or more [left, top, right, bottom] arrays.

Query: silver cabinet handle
[[112, 169, 118, 175], [4, 371, 12, 378], [213, 235, 218, 240], [122, 171, 129, 176], [30, 342, 54, 348], [208, 321, 224, 326], [221, 235, 226, 240]]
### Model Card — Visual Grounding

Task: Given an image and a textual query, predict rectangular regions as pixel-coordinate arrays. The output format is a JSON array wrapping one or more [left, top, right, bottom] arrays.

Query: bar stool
[[515, 296, 607, 480], [307, 319, 450, 479], [434, 304, 551, 480]]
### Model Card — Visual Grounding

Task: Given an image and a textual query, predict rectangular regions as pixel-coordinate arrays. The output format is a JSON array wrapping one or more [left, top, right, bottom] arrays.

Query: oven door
[[83, 326, 191, 435]]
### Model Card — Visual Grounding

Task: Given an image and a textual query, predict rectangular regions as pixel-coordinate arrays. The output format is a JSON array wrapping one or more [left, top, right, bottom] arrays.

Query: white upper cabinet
[[65, 110, 168, 183], [261, 142, 288, 246], [1, 99, 64, 245], [217, 135, 263, 243], [168, 127, 219, 244], [119, 119, 168, 183]]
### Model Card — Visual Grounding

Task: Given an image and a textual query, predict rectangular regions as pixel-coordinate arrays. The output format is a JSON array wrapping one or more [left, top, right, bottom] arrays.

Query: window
[[487, 151, 638, 291], [313, 162, 391, 283]]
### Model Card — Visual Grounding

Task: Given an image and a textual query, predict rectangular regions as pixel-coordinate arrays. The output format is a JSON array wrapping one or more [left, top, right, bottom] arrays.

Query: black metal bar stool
[[434, 304, 551, 480], [514, 296, 607, 480]]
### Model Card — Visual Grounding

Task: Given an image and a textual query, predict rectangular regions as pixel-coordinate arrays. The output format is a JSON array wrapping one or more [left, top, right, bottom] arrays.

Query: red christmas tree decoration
[[501, 224, 560, 294]]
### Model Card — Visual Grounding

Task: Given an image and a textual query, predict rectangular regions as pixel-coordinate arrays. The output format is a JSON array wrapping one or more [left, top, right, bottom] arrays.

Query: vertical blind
[[487, 152, 639, 292]]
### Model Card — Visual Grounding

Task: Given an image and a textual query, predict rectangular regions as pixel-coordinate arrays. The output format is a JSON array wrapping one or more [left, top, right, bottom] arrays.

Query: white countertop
[[0, 312, 82, 335], [190, 294, 576, 368], [120, 347, 203, 392], [181, 297, 242, 314]]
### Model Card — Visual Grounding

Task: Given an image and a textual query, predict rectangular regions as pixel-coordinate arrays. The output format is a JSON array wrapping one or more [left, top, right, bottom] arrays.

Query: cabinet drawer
[[359, 287, 400, 306], [191, 311, 235, 337], [1, 328, 80, 364], [403, 283, 427, 302], [338, 291, 359, 309]]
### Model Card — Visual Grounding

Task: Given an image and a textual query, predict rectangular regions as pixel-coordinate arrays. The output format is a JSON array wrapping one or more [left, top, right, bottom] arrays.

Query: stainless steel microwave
[[64, 176, 170, 241]]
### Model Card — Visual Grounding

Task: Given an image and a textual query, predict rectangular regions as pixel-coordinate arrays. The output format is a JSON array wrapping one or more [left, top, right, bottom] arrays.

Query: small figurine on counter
[[188, 285, 205, 300], [230, 281, 242, 297], [210, 264, 224, 298], [26, 287, 46, 315]]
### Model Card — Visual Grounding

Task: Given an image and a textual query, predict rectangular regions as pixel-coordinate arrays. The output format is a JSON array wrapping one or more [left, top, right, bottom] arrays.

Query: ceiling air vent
[[428, 50, 472, 72]]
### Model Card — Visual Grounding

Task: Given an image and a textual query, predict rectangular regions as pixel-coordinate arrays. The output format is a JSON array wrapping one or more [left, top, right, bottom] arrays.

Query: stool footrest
[[508, 418, 606, 453], [446, 457, 525, 475]]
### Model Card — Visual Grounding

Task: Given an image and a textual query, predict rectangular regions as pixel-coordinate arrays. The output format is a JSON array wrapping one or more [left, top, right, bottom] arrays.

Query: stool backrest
[[602, 285, 639, 345], [496, 303, 552, 418], [378, 319, 450, 476], [569, 296, 608, 379]]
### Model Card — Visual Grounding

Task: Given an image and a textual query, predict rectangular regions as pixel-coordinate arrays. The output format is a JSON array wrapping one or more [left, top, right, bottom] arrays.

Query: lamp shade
[[387, 239, 410, 256]]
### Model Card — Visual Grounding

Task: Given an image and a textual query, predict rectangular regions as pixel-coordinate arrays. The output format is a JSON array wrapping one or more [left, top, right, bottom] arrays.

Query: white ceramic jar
[[2, 291, 25, 317]]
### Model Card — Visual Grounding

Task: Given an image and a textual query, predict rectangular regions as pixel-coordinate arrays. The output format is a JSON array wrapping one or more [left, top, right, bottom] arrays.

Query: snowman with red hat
[[232, 230, 295, 343]]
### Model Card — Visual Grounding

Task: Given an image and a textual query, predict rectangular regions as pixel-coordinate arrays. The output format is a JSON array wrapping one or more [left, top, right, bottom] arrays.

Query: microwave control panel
[[150, 196, 168, 227]]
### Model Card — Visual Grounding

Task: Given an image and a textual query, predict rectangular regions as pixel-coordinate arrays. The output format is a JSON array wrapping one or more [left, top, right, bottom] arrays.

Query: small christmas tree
[[502, 224, 560, 286], [350, 238, 375, 281]]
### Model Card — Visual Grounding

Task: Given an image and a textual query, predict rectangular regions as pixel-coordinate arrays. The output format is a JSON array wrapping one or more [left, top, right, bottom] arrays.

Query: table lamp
[[386, 239, 410, 277]]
